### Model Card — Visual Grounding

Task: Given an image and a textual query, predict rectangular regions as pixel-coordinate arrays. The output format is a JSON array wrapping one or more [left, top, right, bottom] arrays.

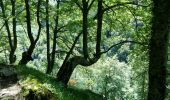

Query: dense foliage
[[0, 0, 170, 100]]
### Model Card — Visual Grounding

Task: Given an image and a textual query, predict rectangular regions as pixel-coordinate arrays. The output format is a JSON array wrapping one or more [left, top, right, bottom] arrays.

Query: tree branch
[[54, 50, 68, 54], [75, 1, 83, 10], [87, 0, 95, 11], [0, 0, 13, 49], [11, 0, 17, 50], [35, 0, 42, 43], [0, 23, 5, 32], [100, 40, 148, 55], [24, 0, 34, 43], [50, 0, 60, 72], [61, 31, 82, 68], [0, 7, 25, 32], [103, 2, 147, 13], [57, 25, 66, 33], [0, 49, 4, 53]]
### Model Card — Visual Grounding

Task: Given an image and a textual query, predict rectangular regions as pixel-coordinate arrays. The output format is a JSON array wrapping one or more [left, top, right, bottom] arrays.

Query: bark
[[24, 0, 34, 43], [9, 51, 16, 64], [57, 56, 99, 85], [82, 0, 89, 59], [19, 45, 35, 65], [46, 0, 51, 74], [50, 17, 58, 73], [10, 0, 17, 64], [147, 0, 170, 100], [96, 0, 103, 56]]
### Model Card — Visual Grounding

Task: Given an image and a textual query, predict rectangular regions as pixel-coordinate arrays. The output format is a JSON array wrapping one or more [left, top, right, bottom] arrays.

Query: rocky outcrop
[[0, 64, 24, 100], [0, 84, 24, 100]]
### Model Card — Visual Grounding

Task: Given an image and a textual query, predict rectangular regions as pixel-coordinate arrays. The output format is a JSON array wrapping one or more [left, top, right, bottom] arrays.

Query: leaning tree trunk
[[56, 58, 77, 84], [57, 56, 99, 85], [18, 44, 35, 65], [148, 0, 170, 100], [19, 0, 42, 65]]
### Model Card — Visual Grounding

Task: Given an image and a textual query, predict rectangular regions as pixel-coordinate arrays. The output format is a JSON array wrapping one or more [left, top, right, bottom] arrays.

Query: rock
[[0, 64, 24, 100], [0, 65, 17, 77], [0, 84, 24, 100], [0, 65, 18, 89]]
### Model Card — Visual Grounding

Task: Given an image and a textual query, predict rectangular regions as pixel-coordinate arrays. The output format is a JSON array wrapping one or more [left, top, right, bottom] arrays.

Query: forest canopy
[[0, 0, 170, 100]]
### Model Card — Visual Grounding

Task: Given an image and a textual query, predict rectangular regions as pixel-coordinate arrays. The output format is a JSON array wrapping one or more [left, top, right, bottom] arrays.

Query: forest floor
[[0, 64, 103, 100]]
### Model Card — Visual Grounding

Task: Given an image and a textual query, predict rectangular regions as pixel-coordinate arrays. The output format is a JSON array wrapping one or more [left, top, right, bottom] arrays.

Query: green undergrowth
[[16, 65, 103, 100]]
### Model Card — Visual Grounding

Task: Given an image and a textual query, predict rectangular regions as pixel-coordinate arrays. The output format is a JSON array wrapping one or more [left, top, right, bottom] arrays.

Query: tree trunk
[[50, 1, 60, 74], [82, 0, 89, 59], [0, 0, 16, 64], [57, 56, 99, 85], [57, 58, 77, 85], [19, 0, 41, 65], [46, 0, 51, 74], [9, 51, 16, 64], [147, 0, 170, 100], [18, 44, 35, 65], [10, 0, 17, 64]]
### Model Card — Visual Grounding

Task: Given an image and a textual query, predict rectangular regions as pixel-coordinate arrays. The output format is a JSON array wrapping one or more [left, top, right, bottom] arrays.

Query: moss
[[16, 65, 103, 100]]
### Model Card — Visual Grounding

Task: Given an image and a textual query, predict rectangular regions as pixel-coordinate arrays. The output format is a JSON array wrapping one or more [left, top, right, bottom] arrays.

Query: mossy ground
[[16, 65, 103, 100]]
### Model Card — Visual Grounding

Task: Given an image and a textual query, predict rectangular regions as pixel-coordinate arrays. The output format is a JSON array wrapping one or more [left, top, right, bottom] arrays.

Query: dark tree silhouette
[[56, 0, 102, 85], [0, 0, 17, 64], [148, 0, 170, 99], [19, 0, 42, 65]]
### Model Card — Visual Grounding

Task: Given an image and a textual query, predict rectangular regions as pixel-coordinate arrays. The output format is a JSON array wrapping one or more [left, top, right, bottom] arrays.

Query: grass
[[16, 65, 103, 100]]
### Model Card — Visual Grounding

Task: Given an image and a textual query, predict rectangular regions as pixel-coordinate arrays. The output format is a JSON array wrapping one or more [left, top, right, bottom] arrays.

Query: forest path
[[0, 64, 23, 100]]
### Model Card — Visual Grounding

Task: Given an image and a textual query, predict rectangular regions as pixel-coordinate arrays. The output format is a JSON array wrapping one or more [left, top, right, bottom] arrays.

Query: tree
[[56, 0, 143, 85], [10, 0, 17, 64], [148, 0, 170, 99], [46, 0, 62, 74], [56, 0, 103, 85], [46, 0, 51, 73], [0, 0, 17, 64], [19, 0, 42, 65]]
